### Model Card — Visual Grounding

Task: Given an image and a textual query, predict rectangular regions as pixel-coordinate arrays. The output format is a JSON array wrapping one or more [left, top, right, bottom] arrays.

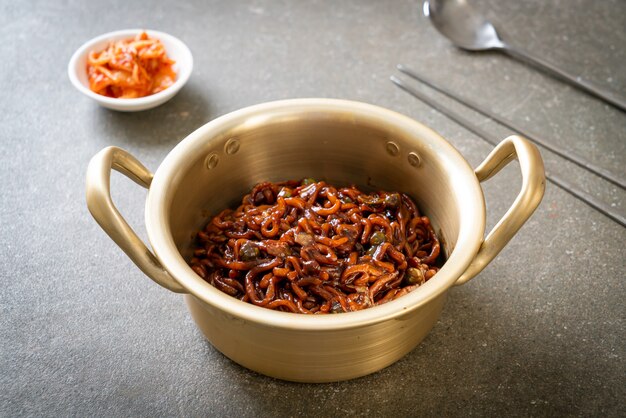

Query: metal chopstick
[[397, 64, 626, 190], [390, 75, 626, 228]]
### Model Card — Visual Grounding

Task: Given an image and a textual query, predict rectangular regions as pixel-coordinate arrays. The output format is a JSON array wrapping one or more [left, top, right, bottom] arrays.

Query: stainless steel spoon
[[424, 0, 626, 112]]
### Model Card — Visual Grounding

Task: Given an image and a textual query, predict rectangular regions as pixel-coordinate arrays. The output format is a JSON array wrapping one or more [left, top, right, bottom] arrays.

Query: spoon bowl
[[424, 0, 626, 111], [425, 0, 504, 50]]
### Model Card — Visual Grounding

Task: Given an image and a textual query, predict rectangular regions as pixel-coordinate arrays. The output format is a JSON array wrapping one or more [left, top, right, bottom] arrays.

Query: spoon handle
[[502, 45, 626, 112]]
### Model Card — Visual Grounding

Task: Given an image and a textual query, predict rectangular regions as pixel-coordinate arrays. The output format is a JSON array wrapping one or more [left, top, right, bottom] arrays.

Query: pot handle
[[455, 135, 545, 285], [86, 146, 186, 293]]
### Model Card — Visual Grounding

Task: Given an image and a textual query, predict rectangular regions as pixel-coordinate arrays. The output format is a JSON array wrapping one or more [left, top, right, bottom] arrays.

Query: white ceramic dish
[[68, 29, 193, 112]]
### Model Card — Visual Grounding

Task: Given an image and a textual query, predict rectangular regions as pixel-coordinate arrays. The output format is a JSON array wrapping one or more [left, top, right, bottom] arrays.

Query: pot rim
[[146, 98, 485, 331]]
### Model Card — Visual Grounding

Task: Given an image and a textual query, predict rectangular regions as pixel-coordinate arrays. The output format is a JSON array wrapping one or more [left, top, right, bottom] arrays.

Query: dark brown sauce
[[188, 179, 442, 314]]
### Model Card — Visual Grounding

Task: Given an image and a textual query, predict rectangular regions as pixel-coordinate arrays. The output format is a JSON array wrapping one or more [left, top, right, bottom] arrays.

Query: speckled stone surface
[[1, 0, 624, 416]]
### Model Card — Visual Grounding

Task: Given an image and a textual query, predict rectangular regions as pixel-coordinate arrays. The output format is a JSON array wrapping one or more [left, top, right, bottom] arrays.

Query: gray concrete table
[[1, 0, 624, 416]]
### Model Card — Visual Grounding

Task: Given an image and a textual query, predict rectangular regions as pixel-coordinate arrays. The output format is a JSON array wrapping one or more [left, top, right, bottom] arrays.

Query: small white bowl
[[68, 29, 193, 112]]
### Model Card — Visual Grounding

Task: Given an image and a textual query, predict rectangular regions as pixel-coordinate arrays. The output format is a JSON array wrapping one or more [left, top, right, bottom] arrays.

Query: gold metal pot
[[86, 99, 545, 382]]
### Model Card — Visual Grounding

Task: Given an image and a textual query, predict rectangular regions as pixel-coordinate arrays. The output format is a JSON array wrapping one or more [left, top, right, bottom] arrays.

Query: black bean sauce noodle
[[189, 179, 441, 314]]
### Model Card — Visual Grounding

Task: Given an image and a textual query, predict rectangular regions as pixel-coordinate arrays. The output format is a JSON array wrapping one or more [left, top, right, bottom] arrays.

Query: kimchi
[[87, 32, 176, 99]]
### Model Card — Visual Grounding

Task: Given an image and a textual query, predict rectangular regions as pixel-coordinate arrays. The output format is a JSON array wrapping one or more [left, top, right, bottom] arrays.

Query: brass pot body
[[86, 99, 545, 382]]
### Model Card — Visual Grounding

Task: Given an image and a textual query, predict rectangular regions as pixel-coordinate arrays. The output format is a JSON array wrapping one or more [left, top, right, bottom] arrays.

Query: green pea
[[302, 178, 316, 186], [369, 231, 386, 245]]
